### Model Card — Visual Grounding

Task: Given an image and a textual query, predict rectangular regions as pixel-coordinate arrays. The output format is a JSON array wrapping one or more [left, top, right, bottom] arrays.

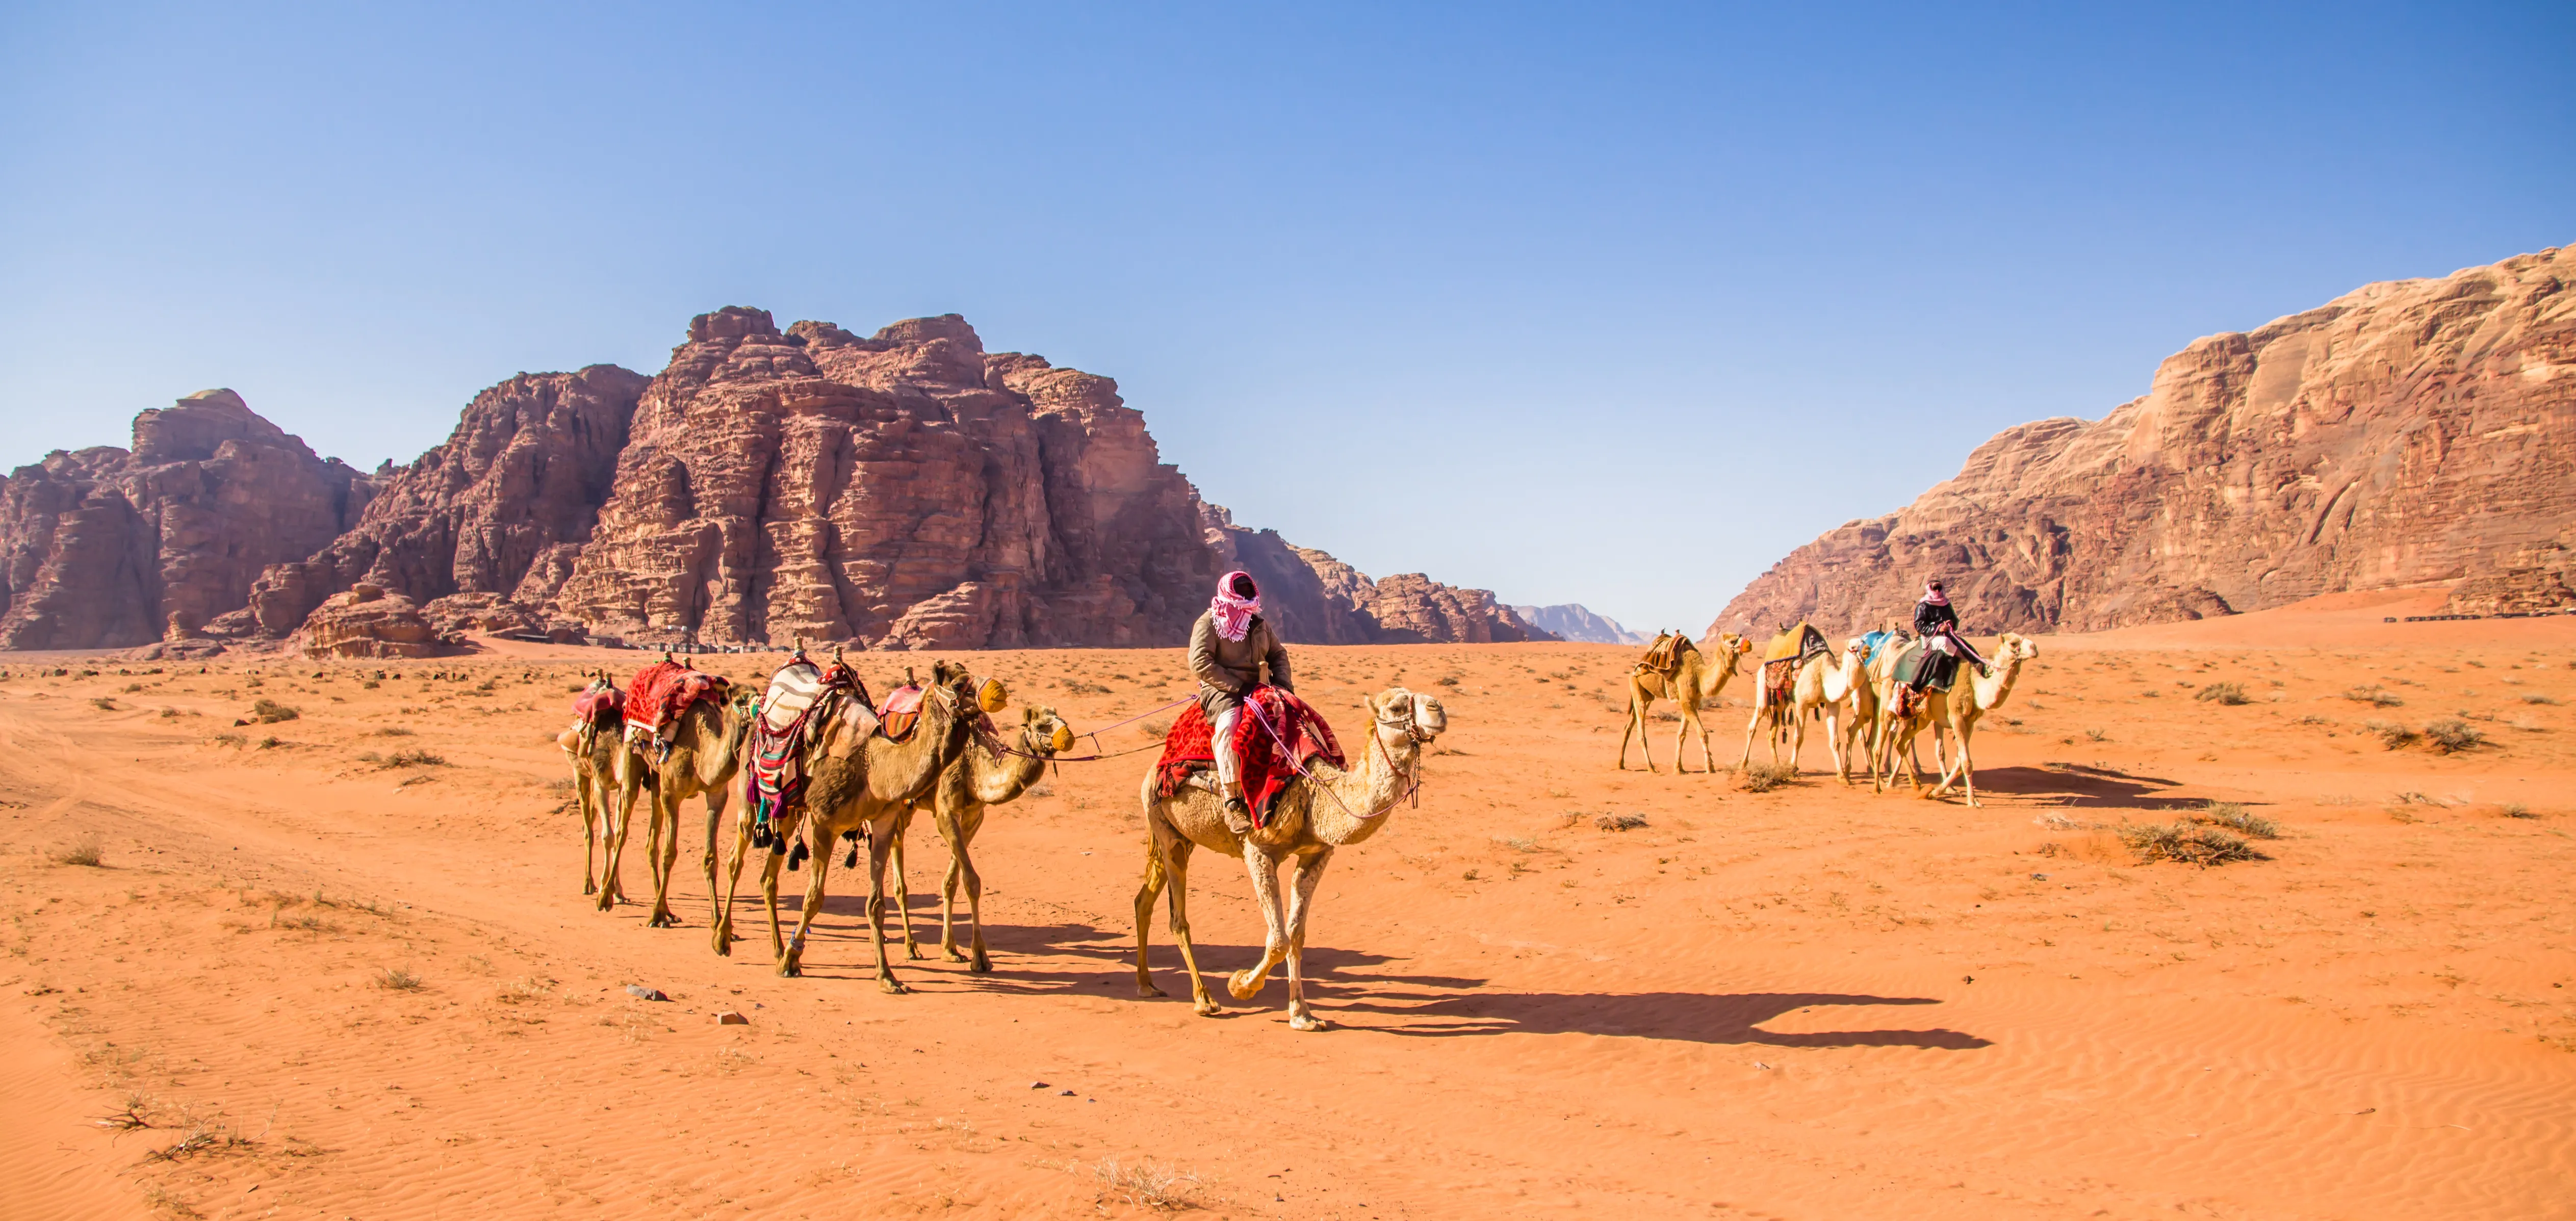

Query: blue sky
[[3, 3, 2568, 632]]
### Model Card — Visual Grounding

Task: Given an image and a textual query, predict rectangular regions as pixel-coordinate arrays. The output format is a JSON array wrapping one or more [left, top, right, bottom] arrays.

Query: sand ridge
[[3, 605, 2573, 1217]]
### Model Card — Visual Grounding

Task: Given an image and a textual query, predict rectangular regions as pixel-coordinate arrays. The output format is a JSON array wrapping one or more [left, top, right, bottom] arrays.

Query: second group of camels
[[1618, 622, 2037, 805]]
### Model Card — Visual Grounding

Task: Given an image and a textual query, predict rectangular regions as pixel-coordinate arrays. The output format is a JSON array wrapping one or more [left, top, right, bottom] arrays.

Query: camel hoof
[[969, 956, 992, 975], [1225, 970, 1266, 1001], [1138, 981, 1167, 999], [942, 948, 969, 964], [878, 977, 909, 996], [904, 946, 925, 960], [777, 960, 803, 978], [582, 881, 597, 896], [1193, 997, 1223, 1017], [594, 895, 617, 913], [1289, 1014, 1327, 1032], [648, 912, 678, 929]]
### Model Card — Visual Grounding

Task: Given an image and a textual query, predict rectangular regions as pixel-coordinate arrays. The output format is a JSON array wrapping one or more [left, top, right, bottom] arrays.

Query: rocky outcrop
[[0, 390, 376, 650], [294, 585, 445, 659], [240, 365, 647, 635], [1718, 246, 2576, 637], [1511, 604, 1640, 644], [8, 313, 1538, 652], [1202, 504, 1540, 644]]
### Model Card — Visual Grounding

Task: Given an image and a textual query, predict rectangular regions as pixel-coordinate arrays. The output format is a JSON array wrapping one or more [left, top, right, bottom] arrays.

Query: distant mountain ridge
[[1716, 245, 2576, 638], [1510, 603, 1645, 645]]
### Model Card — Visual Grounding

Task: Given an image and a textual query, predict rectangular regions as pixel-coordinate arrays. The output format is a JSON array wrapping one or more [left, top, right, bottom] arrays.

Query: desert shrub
[[2502, 803, 2535, 819], [210, 732, 246, 747], [49, 835, 104, 867], [2194, 682, 2250, 705], [2344, 685, 2405, 707], [2424, 718, 2484, 753], [1089, 1157, 1202, 1210], [2364, 719, 2418, 749], [1495, 835, 1540, 852], [89, 696, 117, 711], [1435, 675, 1460, 686], [1739, 762, 1795, 793], [382, 748, 447, 768], [1593, 813, 1648, 831], [375, 726, 414, 737], [376, 966, 424, 991], [250, 698, 299, 723], [2294, 714, 2332, 726], [2522, 693, 2559, 706], [2198, 800, 2278, 839], [2117, 821, 2258, 866]]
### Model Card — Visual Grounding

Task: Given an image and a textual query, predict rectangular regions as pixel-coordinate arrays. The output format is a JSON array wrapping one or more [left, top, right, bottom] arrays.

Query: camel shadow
[[1959, 764, 2204, 811], [1323, 988, 1988, 1048]]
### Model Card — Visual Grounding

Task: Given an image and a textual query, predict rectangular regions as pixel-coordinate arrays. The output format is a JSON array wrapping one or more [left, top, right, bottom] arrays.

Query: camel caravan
[[1619, 596, 2037, 806], [555, 619, 1447, 1028], [548, 571, 2012, 1028]]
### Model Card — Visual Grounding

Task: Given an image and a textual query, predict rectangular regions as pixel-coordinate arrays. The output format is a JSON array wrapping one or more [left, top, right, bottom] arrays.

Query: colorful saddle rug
[[876, 684, 924, 744], [761, 661, 828, 732], [1763, 621, 1830, 666], [1635, 632, 1694, 676], [1890, 641, 1953, 693], [744, 658, 871, 830], [571, 684, 624, 726], [1859, 630, 1898, 667], [1152, 686, 1344, 828], [1761, 658, 1798, 710], [624, 660, 729, 733]]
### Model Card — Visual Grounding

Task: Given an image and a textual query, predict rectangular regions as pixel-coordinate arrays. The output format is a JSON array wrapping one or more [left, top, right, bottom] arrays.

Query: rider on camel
[[1190, 570, 1294, 836], [1913, 578, 1990, 690]]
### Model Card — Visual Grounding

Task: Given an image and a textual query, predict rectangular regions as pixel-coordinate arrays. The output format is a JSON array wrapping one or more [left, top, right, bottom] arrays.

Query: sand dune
[[4, 612, 2572, 1217]]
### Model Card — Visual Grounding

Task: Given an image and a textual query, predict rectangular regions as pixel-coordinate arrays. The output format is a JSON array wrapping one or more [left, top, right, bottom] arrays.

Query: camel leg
[[1786, 707, 1808, 774], [1150, 816, 1219, 1015], [863, 821, 907, 994], [697, 782, 729, 930], [598, 764, 643, 912], [1671, 700, 1694, 775], [935, 806, 987, 971], [645, 786, 681, 928], [1228, 846, 1293, 1002], [1619, 691, 1655, 773], [578, 766, 600, 896], [759, 838, 788, 962], [1690, 699, 1717, 774], [713, 801, 754, 956], [1281, 848, 1335, 1032], [778, 820, 833, 978], [1131, 823, 1172, 999], [890, 809, 920, 960], [1736, 702, 1764, 773]]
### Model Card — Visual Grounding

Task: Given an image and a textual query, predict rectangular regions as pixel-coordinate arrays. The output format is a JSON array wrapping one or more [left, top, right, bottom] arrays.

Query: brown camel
[[554, 671, 626, 898], [1872, 633, 2038, 806], [1132, 688, 1446, 1031], [712, 661, 999, 990], [884, 704, 1074, 972], [605, 684, 752, 927], [1617, 631, 1750, 773]]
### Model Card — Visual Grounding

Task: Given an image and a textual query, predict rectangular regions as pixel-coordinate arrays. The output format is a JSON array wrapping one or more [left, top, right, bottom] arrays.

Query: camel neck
[[1307, 724, 1415, 846]]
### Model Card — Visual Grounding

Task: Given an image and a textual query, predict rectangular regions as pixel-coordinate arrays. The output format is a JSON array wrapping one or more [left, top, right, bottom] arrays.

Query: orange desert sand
[[4, 588, 2573, 1219]]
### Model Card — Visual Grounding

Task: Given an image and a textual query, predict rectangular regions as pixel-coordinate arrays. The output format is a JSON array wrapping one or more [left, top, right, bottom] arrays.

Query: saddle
[[1635, 632, 1694, 677], [876, 684, 924, 744], [761, 661, 829, 733], [1763, 621, 1830, 665], [1889, 641, 1953, 694]]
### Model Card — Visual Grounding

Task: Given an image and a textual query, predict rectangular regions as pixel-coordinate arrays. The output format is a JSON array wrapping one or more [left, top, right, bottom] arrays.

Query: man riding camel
[[1912, 578, 1990, 690], [1190, 570, 1294, 835]]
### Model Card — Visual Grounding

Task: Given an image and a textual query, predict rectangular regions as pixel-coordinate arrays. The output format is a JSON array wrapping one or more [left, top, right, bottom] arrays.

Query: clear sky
[[3, 3, 2568, 633]]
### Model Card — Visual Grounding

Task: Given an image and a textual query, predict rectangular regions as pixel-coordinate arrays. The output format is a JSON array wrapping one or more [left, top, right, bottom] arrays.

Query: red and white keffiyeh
[[1210, 570, 1260, 641]]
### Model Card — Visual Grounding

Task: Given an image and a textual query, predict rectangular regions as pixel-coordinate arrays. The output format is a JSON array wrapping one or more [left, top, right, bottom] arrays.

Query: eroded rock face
[[1202, 503, 1538, 644], [1717, 246, 2576, 636], [295, 584, 444, 659], [0, 390, 376, 650], [244, 366, 647, 635], [549, 309, 1222, 648]]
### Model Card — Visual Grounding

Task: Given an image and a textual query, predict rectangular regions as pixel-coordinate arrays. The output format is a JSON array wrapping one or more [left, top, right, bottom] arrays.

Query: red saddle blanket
[[625, 661, 729, 732], [571, 687, 623, 726], [1152, 687, 1344, 828]]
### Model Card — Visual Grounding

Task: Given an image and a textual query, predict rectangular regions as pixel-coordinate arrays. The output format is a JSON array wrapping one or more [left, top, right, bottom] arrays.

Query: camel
[[1789, 639, 1873, 784], [883, 704, 1074, 972], [554, 671, 626, 898], [1132, 688, 1446, 1031], [1616, 631, 1750, 773], [712, 661, 998, 990], [1872, 633, 2038, 806], [1736, 630, 1837, 774], [605, 681, 752, 927]]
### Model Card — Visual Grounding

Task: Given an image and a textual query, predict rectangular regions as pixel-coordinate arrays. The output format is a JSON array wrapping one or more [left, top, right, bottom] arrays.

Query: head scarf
[[1210, 570, 1261, 641], [1921, 580, 1949, 607]]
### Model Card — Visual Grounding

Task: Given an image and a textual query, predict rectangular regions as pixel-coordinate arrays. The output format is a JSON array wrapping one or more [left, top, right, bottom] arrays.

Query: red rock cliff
[[1716, 246, 2576, 637]]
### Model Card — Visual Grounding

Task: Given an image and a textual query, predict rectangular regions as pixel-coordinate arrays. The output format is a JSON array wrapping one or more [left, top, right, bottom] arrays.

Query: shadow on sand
[[1959, 764, 2206, 811]]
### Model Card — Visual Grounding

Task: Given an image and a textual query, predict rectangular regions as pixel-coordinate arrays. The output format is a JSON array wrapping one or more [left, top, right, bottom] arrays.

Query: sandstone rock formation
[[295, 584, 444, 659], [239, 365, 647, 637], [6, 314, 1534, 653], [1717, 246, 2576, 637], [0, 390, 378, 650]]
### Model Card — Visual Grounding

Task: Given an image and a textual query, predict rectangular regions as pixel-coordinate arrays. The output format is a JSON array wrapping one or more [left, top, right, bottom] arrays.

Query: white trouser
[[1212, 706, 1242, 787]]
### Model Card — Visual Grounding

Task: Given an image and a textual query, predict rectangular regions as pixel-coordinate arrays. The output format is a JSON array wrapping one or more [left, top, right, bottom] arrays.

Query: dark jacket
[[1191, 610, 1291, 720], [1914, 599, 1959, 638]]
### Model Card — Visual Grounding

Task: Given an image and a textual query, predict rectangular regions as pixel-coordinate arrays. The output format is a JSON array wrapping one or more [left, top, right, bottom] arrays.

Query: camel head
[[1995, 633, 2038, 664], [1369, 687, 1447, 748], [1020, 704, 1075, 756]]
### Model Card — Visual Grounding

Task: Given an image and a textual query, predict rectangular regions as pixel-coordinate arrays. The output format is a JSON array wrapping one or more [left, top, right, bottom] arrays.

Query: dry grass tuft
[[49, 834, 105, 867], [376, 965, 425, 991], [2364, 719, 2418, 749], [381, 747, 447, 768], [2117, 820, 2259, 867], [1739, 761, 1795, 793], [2198, 801, 2278, 839], [1593, 813, 1649, 831], [2194, 682, 2250, 705], [2343, 685, 2405, 707], [2423, 718, 2485, 753], [1089, 1157, 1203, 1210], [250, 698, 299, 723]]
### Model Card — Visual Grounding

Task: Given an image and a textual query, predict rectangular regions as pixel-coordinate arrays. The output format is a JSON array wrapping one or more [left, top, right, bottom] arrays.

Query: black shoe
[[1222, 797, 1252, 835], [787, 842, 807, 871]]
